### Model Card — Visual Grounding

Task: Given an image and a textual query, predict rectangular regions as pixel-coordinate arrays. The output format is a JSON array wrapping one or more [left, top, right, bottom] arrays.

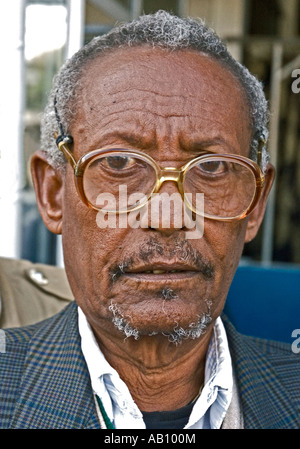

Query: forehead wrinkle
[[74, 48, 252, 157], [78, 110, 158, 150], [83, 95, 232, 141], [79, 105, 246, 155], [75, 102, 247, 156], [87, 88, 196, 119], [100, 61, 248, 113], [80, 52, 250, 125], [84, 68, 246, 121]]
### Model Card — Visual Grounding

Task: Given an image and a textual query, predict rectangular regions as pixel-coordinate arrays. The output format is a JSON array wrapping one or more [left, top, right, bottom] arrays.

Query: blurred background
[[0, 0, 299, 268]]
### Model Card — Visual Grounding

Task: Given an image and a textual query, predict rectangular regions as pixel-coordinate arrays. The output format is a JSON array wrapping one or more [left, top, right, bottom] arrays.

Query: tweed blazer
[[0, 302, 299, 429]]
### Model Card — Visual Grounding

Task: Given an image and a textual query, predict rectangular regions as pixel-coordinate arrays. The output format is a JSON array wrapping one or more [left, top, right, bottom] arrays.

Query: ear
[[30, 150, 64, 235], [244, 163, 275, 243]]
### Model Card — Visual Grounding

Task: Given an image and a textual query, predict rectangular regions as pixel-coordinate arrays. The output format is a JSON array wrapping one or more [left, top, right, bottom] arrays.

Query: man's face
[[56, 47, 257, 341]]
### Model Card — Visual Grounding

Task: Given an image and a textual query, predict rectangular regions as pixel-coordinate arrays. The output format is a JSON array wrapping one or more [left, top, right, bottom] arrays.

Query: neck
[[93, 325, 213, 412]]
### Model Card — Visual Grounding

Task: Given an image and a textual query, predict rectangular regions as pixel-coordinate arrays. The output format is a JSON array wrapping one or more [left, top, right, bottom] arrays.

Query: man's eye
[[105, 155, 135, 170], [199, 160, 227, 174]]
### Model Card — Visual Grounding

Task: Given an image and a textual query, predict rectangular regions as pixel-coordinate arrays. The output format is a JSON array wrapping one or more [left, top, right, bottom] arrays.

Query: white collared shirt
[[78, 307, 233, 429]]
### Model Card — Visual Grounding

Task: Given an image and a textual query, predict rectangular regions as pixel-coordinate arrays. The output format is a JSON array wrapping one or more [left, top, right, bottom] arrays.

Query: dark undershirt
[[142, 401, 194, 429]]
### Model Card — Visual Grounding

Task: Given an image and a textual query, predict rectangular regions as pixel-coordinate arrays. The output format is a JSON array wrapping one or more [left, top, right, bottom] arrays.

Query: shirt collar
[[78, 307, 232, 429], [187, 316, 233, 429], [78, 307, 144, 428]]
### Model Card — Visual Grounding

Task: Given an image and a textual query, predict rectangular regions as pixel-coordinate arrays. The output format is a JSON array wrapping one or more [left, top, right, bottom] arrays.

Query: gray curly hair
[[41, 10, 270, 171]]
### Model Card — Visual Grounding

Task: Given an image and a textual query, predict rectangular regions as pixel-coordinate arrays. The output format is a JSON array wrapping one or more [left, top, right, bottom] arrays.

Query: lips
[[109, 245, 215, 284], [122, 263, 201, 281]]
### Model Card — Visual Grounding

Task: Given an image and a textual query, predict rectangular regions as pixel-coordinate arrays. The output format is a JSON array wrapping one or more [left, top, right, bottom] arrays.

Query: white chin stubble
[[108, 301, 212, 345]]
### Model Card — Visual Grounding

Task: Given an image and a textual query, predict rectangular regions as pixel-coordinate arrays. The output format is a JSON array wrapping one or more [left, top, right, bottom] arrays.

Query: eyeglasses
[[56, 135, 265, 221]]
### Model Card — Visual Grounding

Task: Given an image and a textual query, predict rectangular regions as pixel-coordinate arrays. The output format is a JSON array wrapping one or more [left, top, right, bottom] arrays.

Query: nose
[[144, 179, 186, 235]]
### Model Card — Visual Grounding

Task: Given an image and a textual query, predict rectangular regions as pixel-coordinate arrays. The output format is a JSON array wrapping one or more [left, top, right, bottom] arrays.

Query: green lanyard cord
[[95, 395, 115, 429]]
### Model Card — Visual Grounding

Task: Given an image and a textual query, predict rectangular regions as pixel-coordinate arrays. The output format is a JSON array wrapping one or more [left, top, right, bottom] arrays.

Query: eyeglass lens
[[83, 153, 157, 211], [184, 158, 256, 218]]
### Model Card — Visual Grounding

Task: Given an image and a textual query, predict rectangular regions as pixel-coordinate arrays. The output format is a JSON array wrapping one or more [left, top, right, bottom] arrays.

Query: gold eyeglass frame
[[56, 135, 265, 222]]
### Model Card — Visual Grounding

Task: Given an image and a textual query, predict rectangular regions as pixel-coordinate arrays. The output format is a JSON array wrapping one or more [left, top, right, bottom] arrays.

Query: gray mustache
[[110, 237, 214, 282]]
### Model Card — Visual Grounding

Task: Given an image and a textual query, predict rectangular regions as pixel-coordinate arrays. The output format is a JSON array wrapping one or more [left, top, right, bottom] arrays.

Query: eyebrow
[[178, 136, 236, 154], [93, 130, 156, 151]]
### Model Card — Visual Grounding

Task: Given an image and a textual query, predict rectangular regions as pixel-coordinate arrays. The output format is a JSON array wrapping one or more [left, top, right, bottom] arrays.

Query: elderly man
[[0, 11, 299, 429]]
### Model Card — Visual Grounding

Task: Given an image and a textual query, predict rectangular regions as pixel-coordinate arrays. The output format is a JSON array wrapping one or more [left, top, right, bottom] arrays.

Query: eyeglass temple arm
[[257, 134, 266, 169], [54, 133, 77, 170]]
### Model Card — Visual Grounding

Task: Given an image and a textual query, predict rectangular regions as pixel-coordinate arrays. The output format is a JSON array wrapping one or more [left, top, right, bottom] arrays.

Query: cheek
[[203, 219, 247, 311], [206, 220, 246, 262], [61, 169, 112, 260], [62, 217, 131, 323], [60, 175, 128, 307]]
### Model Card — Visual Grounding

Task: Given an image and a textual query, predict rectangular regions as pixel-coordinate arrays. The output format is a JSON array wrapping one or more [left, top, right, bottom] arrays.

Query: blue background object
[[224, 264, 300, 343]]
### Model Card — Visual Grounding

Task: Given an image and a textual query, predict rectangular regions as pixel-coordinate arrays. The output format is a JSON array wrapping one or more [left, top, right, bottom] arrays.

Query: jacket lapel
[[10, 303, 299, 428], [223, 314, 300, 429], [11, 302, 100, 429]]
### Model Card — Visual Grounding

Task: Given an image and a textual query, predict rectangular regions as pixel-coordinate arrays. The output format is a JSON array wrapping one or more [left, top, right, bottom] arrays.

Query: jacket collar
[[222, 314, 300, 429], [10, 303, 299, 429], [11, 302, 100, 429]]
